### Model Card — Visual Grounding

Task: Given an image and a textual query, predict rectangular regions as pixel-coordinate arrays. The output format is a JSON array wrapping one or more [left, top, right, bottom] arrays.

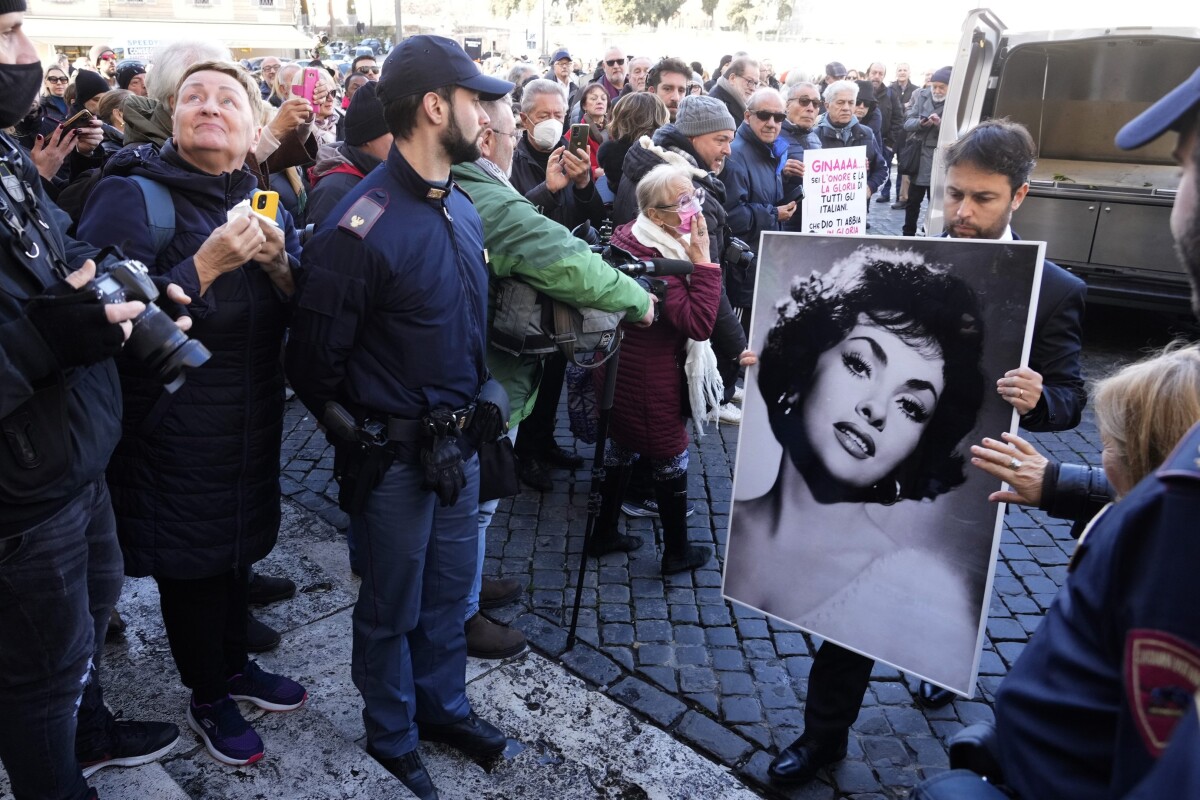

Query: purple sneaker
[[187, 695, 264, 766], [228, 660, 307, 712]]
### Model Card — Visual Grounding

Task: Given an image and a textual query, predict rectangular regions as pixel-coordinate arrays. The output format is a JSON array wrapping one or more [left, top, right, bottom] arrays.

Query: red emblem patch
[[1125, 629, 1200, 756]]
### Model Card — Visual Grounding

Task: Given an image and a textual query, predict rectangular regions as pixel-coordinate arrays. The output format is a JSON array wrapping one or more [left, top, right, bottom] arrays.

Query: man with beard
[[89, 43, 117, 87], [901, 66, 950, 235], [449, 92, 654, 660], [599, 45, 627, 103], [0, 3, 186, 796], [647, 57, 690, 123], [286, 36, 514, 800], [769, 118, 1086, 789], [913, 68, 1200, 800]]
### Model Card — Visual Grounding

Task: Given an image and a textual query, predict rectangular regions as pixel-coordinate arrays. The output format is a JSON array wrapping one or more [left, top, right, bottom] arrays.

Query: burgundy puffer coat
[[598, 221, 722, 459]]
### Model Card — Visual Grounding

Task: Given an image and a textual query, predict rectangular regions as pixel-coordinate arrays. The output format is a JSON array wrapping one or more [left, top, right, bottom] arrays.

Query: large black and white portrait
[[723, 234, 1043, 694]]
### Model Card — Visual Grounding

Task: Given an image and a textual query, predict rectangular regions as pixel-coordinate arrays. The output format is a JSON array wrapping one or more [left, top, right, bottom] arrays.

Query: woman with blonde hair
[[971, 341, 1200, 533]]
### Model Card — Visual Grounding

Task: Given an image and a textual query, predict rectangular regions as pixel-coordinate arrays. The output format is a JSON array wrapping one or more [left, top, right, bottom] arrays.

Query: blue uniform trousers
[[350, 455, 479, 757], [0, 479, 123, 800]]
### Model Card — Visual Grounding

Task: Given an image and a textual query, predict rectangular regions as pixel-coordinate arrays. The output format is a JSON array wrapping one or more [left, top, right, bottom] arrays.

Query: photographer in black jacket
[[0, 4, 185, 796]]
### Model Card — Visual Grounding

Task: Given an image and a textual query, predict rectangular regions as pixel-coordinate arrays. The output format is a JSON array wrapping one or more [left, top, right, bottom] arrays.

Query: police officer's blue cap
[[1116, 66, 1200, 150], [377, 35, 513, 104]]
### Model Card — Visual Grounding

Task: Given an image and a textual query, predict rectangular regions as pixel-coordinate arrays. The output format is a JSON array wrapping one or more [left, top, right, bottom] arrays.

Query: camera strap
[[0, 136, 71, 280]]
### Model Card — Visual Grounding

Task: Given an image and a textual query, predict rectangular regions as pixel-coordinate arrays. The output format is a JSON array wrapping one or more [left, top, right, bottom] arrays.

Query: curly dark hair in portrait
[[757, 249, 986, 501]]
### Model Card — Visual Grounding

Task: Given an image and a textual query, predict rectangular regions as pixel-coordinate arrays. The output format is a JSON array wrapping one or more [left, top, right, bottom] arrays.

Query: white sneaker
[[731, 385, 745, 404], [716, 403, 742, 425]]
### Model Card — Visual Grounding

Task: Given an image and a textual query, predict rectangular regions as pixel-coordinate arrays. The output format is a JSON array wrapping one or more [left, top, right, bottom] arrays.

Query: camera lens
[[123, 303, 211, 394]]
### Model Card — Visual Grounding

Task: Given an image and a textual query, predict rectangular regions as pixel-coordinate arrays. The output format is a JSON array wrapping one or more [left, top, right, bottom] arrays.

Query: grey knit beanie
[[675, 95, 736, 137]]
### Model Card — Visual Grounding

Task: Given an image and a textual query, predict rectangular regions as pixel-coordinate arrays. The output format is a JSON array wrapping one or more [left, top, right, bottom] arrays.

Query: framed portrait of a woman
[[723, 234, 1044, 695]]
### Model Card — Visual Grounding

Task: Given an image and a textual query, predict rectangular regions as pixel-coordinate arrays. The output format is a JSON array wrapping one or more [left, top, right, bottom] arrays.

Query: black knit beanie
[[344, 82, 389, 147], [0, 0, 27, 13]]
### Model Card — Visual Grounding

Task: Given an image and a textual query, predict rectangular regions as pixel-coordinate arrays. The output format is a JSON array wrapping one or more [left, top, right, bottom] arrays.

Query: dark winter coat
[[708, 79, 746, 124], [38, 93, 68, 125], [306, 141, 383, 227], [779, 120, 820, 231], [509, 133, 605, 230], [617, 131, 730, 264], [597, 222, 721, 459], [873, 83, 904, 150], [814, 115, 889, 193], [76, 142, 302, 580], [597, 136, 633, 195], [903, 87, 945, 186]]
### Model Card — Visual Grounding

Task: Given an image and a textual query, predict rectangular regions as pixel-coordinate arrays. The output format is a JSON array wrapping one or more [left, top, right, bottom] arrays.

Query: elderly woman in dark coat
[[591, 164, 723, 574], [77, 60, 306, 769]]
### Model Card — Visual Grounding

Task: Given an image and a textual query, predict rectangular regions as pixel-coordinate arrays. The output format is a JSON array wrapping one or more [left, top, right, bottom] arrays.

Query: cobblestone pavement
[[276, 194, 1180, 799]]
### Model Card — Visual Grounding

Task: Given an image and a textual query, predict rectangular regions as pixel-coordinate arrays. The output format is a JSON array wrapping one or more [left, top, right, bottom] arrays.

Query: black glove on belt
[[26, 290, 125, 369], [421, 408, 466, 507]]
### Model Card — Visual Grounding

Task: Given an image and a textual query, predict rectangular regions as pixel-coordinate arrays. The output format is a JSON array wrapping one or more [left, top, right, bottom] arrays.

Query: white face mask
[[531, 118, 564, 150]]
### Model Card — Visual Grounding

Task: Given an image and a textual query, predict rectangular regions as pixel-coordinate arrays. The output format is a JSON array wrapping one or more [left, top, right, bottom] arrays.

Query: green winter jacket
[[451, 161, 652, 427]]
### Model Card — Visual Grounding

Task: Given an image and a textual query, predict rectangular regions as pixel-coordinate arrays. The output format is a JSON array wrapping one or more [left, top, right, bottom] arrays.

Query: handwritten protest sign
[[802, 146, 868, 236]]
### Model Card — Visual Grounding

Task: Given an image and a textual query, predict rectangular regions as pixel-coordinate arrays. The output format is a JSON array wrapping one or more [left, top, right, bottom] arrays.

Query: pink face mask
[[673, 191, 703, 232]]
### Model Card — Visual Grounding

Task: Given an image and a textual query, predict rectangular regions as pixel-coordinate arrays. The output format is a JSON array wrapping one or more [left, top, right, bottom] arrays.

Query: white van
[[932, 9, 1200, 308]]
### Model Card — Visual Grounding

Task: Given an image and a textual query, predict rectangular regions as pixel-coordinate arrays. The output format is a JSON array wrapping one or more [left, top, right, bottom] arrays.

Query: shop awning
[[24, 17, 314, 55]]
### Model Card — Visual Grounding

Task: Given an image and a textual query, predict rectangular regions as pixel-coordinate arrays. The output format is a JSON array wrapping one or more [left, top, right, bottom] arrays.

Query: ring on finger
[[1008, 457, 1023, 470]]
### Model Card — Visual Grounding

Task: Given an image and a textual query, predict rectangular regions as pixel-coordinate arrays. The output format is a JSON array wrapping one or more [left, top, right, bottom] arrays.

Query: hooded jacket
[[76, 142, 302, 579], [306, 141, 383, 227], [450, 159, 650, 426], [814, 114, 889, 193]]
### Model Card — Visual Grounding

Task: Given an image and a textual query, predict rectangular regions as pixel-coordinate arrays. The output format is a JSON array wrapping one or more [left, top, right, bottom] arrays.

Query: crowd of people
[[2, 1, 1200, 795]]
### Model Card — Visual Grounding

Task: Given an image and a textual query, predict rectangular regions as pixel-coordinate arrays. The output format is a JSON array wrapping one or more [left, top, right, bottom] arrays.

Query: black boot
[[656, 474, 711, 574], [588, 463, 641, 556]]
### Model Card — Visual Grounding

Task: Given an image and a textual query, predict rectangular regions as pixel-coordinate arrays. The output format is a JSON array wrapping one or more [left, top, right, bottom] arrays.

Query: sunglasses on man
[[788, 96, 819, 107], [356, 65, 381, 75], [751, 110, 786, 123], [605, 58, 625, 67], [98, 53, 116, 61]]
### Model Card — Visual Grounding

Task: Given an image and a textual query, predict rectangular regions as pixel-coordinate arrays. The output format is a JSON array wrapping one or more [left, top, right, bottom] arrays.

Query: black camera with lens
[[720, 236, 755, 272], [87, 260, 211, 393]]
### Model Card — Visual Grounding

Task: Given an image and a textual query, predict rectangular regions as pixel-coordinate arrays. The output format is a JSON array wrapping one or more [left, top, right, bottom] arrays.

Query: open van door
[[926, 8, 1006, 236]]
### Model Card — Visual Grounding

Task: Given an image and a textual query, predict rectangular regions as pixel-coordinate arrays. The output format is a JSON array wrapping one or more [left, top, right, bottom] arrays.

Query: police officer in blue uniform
[[911, 65, 1200, 800], [0, 3, 184, 795], [285, 36, 513, 800]]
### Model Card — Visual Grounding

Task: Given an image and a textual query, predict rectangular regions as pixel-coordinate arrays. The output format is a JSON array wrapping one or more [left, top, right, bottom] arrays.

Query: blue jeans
[[0, 480, 123, 800], [350, 455, 480, 757], [911, 770, 1010, 799], [465, 426, 518, 621]]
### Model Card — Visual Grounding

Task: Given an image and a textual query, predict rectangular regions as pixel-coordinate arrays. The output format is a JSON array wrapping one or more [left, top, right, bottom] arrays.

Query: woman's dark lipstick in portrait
[[834, 421, 875, 458]]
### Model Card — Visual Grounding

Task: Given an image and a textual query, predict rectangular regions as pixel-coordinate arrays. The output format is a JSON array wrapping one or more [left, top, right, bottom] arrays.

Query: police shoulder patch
[[1125, 629, 1200, 756], [338, 190, 388, 239]]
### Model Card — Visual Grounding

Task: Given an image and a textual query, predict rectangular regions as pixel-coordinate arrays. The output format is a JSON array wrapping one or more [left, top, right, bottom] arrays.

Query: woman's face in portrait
[[799, 320, 945, 489]]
